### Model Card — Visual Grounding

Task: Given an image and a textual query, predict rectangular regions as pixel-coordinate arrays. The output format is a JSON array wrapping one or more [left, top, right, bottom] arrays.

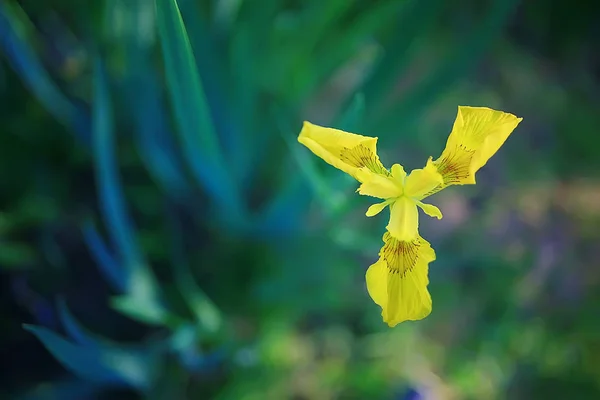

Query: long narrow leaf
[[24, 324, 153, 390], [123, 55, 189, 199], [165, 204, 222, 334], [177, 0, 249, 188], [0, 2, 90, 143], [92, 57, 140, 269], [155, 0, 244, 224], [82, 221, 126, 292], [92, 58, 166, 325], [56, 298, 102, 347]]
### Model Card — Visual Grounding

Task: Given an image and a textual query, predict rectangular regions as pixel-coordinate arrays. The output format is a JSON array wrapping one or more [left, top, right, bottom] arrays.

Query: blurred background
[[1, 0, 599, 399]]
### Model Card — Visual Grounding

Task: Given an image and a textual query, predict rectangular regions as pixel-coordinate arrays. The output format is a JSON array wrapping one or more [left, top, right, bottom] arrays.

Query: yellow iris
[[298, 106, 522, 327]]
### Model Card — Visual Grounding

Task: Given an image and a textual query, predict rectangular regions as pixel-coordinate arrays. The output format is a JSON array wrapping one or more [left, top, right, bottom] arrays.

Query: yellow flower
[[298, 106, 522, 326]]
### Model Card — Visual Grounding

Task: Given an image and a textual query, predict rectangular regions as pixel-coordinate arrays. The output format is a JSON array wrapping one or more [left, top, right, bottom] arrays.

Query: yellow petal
[[417, 201, 442, 219], [430, 106, 522, 189], [386, 197, 419, 241], [298, 121, 389, 181], [366, 201, 390, 217], [365, 258, 387, 309], [357, 173, 403, 199], [369, 232, 436, 327], [403, 167, 444, 199], [390, 163, 407, 183]]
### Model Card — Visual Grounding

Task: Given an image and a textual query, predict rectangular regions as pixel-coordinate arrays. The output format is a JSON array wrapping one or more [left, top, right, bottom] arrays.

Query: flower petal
[[366, 201, 390, 217], [366, 232, 436, 327], [357, 173, 403, 199], [365, 258, 387, 309], [427, 106, 522, 194], [417, 201, 443, 219], [390, 163, 407, 183], [386, 197, 419, 241], [298, 121, 389, 181], [404, 167, 444, 199]]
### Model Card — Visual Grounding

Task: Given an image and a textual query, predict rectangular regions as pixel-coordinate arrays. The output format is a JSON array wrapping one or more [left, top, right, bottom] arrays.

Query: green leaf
[[155, 0, 244, 222], [110, 264, 170, 326], [92, 57, 141, 271], [24, 324, 154, 390], [92, 59, 168, 324], [174, 261, 222, 335]]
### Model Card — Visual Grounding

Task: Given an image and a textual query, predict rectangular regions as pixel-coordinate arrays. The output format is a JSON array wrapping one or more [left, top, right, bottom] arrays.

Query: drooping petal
[[366, 201, 391, 217], [298, 121, 389, 181], [365, 232, 436, 327], [416, 201, 443, 219], [386, 197, 419, 241], [424, 107, 522, 196], [403, 167, 444, 199], [365, 258, 388, 308], [357, 173, 403, 199]]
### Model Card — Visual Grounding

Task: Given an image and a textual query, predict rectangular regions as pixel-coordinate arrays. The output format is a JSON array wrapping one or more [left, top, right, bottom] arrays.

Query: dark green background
[[1, 0, 599, 399]]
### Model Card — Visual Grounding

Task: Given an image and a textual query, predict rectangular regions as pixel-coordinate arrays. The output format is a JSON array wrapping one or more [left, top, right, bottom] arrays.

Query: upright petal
[[390, 163, 407, 183], [423, 107, 522, 196], [403, 167, 444, 199], [298, 121, 389, 181], [387, 197, 419, 241], [365, 232, 436, 327], [357, 173, 403, 199]]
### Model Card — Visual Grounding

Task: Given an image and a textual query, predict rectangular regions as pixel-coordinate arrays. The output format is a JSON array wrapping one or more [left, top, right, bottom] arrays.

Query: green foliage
[[1, 0, 600, 399]]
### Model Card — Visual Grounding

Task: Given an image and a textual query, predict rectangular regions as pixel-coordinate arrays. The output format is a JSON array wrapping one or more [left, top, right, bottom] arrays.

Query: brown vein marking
[[381, 232, 420, 277], [434, 144, 476, 184], [340, 144, 390, 176]]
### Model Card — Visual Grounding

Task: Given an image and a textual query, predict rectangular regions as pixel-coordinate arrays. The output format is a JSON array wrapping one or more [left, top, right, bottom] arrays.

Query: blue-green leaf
[[24, 324, 154, 390], [0, 2, 90, 143], [124, 58, 189, 199], [81, 221, 125, 292], [92, 58, 166, 324], [92, 57, 141, 269], [166, 206, 222, 334], [56, 298, 102, 347], [155, 0, 245, 224]]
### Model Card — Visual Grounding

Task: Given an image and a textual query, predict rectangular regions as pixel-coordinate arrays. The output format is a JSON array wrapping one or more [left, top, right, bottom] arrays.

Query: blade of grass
[[92, 57, 166, 325], [155, 0, 245, 226], [177, 0, 249, 189]]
